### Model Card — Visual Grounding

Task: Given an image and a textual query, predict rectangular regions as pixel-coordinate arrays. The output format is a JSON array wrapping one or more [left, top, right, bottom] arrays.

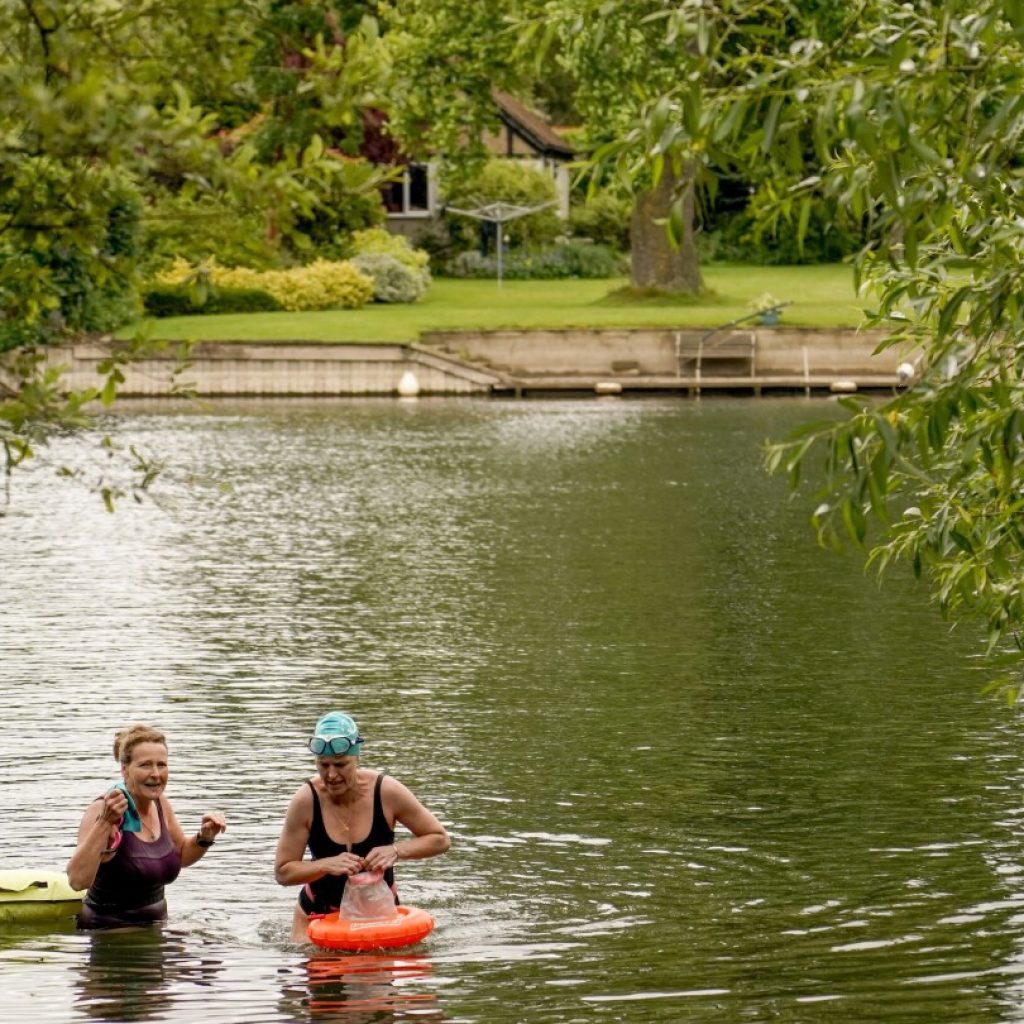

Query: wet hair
[[114, 725, 167, 766]]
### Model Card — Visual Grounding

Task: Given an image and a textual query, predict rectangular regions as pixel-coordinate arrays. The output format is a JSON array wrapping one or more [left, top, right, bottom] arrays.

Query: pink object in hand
[[106, 821, 124, 853], [347, 869, 384, 886]]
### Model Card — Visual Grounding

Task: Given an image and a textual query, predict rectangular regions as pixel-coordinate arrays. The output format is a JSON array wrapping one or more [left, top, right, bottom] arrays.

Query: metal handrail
[[675, 302, 792, 379], [698, 302, 792, 348]]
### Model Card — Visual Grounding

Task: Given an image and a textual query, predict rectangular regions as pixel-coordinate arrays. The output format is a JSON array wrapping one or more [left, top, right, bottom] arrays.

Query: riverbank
[[54, 325, 918, 398], [92, 266, 914, 398], [125, 266, 864, 343]]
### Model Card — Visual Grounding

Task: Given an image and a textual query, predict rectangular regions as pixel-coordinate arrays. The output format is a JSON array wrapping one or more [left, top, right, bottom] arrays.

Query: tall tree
[[528, 1, 703, 292], [618, 0, 1024, 691], [0, 0, 390, 505], [383, 0, 705, 292]]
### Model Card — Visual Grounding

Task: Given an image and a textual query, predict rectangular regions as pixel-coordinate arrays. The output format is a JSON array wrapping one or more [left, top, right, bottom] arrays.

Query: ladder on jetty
[[674, 303, 789, 394]]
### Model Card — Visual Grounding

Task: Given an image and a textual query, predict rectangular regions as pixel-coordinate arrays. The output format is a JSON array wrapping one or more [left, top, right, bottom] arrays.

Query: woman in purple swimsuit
[[67, 724, 227, 929], [275, 711, 450, 943]]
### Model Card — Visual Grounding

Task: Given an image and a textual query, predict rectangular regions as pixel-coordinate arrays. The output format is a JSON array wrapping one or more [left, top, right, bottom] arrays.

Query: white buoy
[[830, 380, 858, 394], [896, 362, 915, 386], [397, 370, 420, 397], [594, 381, 623, 395]]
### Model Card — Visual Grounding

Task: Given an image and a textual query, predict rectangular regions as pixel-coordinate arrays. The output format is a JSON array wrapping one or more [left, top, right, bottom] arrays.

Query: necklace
[[326, 802, 352, 835], [322, 791, 359, 843], [137, 806, 159, 840]]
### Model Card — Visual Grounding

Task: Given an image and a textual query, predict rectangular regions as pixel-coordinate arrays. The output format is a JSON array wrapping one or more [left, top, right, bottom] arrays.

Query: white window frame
[[386, 162, 436, 219]]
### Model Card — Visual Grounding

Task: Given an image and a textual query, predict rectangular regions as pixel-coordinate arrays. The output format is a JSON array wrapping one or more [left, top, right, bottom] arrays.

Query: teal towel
[[110, 782, 142, 833]]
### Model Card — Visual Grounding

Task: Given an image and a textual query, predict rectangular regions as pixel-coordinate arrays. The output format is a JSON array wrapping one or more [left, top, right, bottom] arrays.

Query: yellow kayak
[[0, 869, 85, 924]]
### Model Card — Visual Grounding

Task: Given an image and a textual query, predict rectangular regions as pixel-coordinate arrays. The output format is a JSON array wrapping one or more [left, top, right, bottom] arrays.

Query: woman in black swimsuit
[[67, 724, 227, 929], [274, 711, 450, 943]]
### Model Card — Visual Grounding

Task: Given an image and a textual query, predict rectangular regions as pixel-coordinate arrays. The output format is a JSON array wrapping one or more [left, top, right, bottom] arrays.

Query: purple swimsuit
[[78, 798, 182, 930]]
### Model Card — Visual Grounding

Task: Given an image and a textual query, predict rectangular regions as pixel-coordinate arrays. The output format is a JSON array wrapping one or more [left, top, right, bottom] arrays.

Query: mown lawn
[[126, 264, 867, 343]]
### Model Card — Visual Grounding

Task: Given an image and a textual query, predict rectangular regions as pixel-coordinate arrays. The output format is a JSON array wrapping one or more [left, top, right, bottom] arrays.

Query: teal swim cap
[[309, 711, 363, 757]]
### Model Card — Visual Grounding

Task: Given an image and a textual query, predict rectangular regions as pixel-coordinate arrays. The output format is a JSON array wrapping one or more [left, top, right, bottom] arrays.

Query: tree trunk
[[630, 162, 702, 294]]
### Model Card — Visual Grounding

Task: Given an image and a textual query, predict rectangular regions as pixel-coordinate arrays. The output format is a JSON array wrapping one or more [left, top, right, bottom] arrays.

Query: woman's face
[[316, 755, 358, 797], [122, 741, 169, 801]]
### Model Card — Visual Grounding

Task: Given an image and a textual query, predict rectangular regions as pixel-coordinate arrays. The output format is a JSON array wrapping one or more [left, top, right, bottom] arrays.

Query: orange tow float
[[307, 905, 435, 952]]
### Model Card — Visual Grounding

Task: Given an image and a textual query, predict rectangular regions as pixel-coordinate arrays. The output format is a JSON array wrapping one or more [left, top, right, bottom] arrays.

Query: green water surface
[[1, 397, 1020, 1023]]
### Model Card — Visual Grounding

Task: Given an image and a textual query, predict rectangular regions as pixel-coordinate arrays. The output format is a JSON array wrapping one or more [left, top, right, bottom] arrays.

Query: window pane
[[408, 165, 429, 211], [381, 181, 404, 213]]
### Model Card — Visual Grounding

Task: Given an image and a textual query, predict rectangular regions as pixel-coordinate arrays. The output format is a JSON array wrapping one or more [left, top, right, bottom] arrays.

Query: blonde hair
[[114, 725, 167, 766]]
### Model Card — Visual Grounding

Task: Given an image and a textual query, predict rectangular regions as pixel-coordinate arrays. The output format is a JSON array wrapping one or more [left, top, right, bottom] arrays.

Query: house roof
[[492, 90, 576, 160]]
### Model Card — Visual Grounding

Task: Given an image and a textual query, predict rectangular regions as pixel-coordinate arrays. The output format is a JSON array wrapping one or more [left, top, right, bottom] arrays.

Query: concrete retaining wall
[[423, 327, 914, 379], [46, 342, 500, 397], [37, 327, 921, 398]]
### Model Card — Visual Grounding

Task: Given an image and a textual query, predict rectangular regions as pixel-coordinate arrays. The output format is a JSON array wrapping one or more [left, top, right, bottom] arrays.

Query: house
[[383, 91, 576, 237]]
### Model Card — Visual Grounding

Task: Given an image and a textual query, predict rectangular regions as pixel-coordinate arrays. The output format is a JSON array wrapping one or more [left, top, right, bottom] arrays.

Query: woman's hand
[[363, 843, 400, 872], [100, 788, 128, 826], [315, 852, 365, 877], [197, 810, 227, 843], [68, 793, 128, 891]]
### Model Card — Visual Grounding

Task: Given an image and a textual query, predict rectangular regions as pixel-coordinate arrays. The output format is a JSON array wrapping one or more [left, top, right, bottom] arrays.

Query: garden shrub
[[700, 210, 862, 265], [569, 192, 632, 252], [0, 309, 47, 352], [156, 258, 373, 311], [446, 241, 626, 280], [0, 182, 144, 347], [351, 253, 427, 303], [288, 159, 386, 262], [407, 220, 458, 270], [442, 159, 560, 250], [142, 284, 281, 317], [699, 186, 865, 265], [349, 227, 431, 275], [142, 190, 282, 273], [348, 227, 431, 301]]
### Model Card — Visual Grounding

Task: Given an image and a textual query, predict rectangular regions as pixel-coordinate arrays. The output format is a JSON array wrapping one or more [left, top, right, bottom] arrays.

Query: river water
[[2, 396, 1022, 1023]]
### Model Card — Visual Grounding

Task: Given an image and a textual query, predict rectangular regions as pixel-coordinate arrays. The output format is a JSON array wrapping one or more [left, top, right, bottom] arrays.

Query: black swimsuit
[[299, 772, 397, 915]]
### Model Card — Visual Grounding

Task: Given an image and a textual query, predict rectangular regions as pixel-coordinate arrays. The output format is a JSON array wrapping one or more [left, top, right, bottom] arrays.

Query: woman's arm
[[66, 791, 126, 891], [162, 799, 228, 868], [363, 777, 451, 873], [274, 785, 363, 886]]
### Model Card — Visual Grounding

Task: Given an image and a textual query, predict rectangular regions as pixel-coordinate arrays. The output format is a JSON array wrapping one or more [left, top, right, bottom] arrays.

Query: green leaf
[[303, 133, 325, 165], [842, 498, 867, 545], [761, 96, 783, 154], [667, 198, 685, 249], [796, 197, 811, 258]]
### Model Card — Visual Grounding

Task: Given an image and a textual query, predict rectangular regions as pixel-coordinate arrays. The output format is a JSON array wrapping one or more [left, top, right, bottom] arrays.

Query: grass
[[125, 264, 867, 344]]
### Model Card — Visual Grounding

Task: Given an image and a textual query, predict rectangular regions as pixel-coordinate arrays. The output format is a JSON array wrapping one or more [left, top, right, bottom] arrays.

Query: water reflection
[[74, 929, 222, 1021], [280, 953, 439, 1022]]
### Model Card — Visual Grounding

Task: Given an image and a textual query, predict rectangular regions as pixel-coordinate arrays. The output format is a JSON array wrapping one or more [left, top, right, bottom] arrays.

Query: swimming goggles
[[309, 734, 363, 756]]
